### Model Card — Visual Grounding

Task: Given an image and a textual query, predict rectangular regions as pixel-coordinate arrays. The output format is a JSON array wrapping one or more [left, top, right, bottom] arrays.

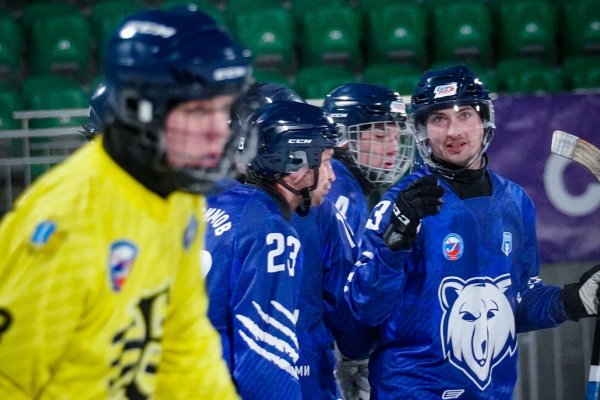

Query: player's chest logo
[[108, 240, 138, 292], [439, 274, 517, 390], [442, 233, 464, 261]]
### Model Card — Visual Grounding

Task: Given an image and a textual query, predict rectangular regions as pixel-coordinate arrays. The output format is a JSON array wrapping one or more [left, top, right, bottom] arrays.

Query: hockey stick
[[550, 130, 600, 400], [551, 130, 600, 181]]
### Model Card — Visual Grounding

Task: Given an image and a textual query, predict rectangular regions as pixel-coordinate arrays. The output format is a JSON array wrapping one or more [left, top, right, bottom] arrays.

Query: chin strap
[[295, 187, 312, 216], [276, 167, 320, 217]]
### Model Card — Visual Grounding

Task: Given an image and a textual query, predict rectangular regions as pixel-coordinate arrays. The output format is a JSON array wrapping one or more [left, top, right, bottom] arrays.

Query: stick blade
[[551, 130, 577, 159], [551, 130, 600, 181]]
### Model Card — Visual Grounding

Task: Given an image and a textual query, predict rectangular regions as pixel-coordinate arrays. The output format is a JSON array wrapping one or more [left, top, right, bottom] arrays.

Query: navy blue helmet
[[247, 101, 340, 180], [411, 65, 495, 173], [102, 8, 253, 194], [322, 82, 415, 186], [231, 82, 305, 173]]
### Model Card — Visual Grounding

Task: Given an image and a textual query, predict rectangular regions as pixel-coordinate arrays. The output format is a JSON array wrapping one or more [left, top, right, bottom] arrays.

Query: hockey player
[[0, 8, 250, 398], [322, 83, 415, 399], [345, 64, 600, 399], [202, 100, 346, 399], [322, 82, 415, 244], [223, 83, 374, 400]]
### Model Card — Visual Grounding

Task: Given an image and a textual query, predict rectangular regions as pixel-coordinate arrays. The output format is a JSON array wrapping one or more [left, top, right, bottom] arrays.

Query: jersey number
[[266, 233, 300, 277], [366, 200, 392, 231]]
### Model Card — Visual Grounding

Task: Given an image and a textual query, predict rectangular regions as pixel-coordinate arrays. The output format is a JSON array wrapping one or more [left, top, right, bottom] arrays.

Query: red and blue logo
[[443, 233, 464, 261], [108, 240, 138, 292]]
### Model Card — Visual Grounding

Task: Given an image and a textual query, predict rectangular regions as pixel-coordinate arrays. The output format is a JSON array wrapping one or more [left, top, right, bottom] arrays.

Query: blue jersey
[[291, 198, 374, 399], [204, 184, 303, 400], [346, 167, 570, 399], [327, 159, 370, 244]]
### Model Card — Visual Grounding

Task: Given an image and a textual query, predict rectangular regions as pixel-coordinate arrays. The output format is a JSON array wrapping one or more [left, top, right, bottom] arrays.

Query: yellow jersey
[[0, 139, 238, 399]]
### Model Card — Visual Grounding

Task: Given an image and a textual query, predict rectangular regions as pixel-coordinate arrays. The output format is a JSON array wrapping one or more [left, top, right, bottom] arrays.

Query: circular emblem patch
[[443, 233, 464, 261]]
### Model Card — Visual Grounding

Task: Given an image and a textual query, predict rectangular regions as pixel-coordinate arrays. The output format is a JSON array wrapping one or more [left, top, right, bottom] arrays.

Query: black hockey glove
[[383, 175, 444, 251], [561, 264, 600, 321]]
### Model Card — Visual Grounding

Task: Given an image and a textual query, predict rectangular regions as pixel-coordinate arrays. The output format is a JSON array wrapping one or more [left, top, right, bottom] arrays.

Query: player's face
[[425, 105, 485, 169], [164, 95, 236, 169], [301, 149, 335, 207], [357, 122, 400, 170]]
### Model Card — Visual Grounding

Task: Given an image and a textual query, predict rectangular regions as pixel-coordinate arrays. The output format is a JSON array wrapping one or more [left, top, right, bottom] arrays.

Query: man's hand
[[383, 175, 444, 251], [561, 264, 600, 321]]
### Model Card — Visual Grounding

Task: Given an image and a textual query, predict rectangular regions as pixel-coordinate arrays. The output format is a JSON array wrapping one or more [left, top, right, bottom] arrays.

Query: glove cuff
[[561, 283, 590, 321]]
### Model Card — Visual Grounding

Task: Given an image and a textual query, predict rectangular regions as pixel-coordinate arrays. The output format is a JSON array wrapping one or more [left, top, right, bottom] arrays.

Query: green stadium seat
[[431, 1, 493, 66], [29, 13, 92, 78], [224, 0, 282, 24], [0, 83, 22, 130], [291, 0, 347, 21], [562, 0, 600, 57], [294, 65, 356, 99], [21, 75, 89, 129], [496, 58, 565, 94], [299, 5, 361, 69], [361, 63, 422, 95], [21, 1, 80, 36], [0, 15, 24, 80], [365, 3, 427, 68], [91, 1, 147, 63], [160, 0, 226, 27], [231, 8, 295, 72], [562, 55, 600, 91], [497, 1, 557, 61]]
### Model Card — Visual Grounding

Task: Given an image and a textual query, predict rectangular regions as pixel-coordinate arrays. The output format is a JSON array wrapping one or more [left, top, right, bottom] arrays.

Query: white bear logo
[[439, 274, 517, 390]]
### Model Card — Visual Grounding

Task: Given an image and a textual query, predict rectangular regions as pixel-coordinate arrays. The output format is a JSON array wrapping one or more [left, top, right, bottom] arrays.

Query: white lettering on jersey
[[204, 207, 232, 236], [438, 274, 517, 390]]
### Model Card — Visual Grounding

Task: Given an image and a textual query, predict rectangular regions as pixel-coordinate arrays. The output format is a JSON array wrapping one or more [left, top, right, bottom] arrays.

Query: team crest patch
[[502, 232, 512, 256], [108, 240, 138, 292], [443, 233, 464, 261], [183, 215, 198, 250], [30, 220, 57, 247]]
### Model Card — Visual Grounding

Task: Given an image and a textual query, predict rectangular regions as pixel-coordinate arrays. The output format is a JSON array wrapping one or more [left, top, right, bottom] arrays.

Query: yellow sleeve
[[0, 211, 92, 397], [155, 213, 239, 400]]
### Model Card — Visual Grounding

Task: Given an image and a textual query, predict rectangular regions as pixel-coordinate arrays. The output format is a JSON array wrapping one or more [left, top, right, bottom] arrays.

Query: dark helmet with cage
[[411, 64, 495, 175], [81, 81, 107, 140], [230, 82, 305, 173], [247, 100, 340, 214], [322, 82, 415, 187], [102, 8, 252, 195]]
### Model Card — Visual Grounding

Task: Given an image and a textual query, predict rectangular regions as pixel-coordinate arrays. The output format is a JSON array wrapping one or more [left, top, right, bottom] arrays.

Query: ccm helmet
[[411, 65, 495, 174], [230, 82, 305, 172], [323, 82, 415, 186], [102, 8, 252, 194], [248, 100, 339, 179]]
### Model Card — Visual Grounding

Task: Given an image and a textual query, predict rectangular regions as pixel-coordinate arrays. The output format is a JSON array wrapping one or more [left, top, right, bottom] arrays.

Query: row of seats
[[0, 0, 599, 86], [1, 54, 599, 132]]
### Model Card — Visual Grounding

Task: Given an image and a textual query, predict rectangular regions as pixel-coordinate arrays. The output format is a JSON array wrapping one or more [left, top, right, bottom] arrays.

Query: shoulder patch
[[30, 221, 57, 247]]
